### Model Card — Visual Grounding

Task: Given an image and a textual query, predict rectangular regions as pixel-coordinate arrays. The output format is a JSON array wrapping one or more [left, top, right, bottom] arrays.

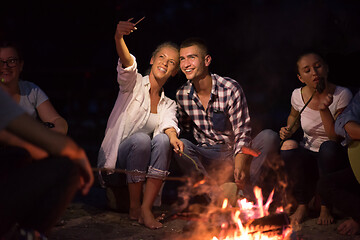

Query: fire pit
[[171, 183, 292, 240]]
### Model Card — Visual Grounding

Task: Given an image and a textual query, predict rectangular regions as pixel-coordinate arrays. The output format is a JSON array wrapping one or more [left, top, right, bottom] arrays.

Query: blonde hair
[[151, 42, 179, 58]]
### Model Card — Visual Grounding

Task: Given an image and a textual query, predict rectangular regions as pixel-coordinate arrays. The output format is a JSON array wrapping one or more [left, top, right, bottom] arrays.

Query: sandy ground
[[48, 186, 360, 240]]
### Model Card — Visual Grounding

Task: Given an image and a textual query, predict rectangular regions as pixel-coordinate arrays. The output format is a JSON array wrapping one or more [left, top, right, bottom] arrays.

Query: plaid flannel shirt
[[176, 73, 252, 156]]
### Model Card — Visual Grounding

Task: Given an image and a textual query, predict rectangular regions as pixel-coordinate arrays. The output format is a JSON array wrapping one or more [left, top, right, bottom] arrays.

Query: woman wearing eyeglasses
[[0, 41, 68, 158]]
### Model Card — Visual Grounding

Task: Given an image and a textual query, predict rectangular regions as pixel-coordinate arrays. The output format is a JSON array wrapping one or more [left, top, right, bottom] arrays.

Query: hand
[[279, 125, 292, 140], [114, 19, 136, 40], [234, 168, 246, 190], [337, 218, 360, 235], [73, 149, 94, 195], [169, 137, 184, 155], [319, 94, 333, 110], [61, 139, 94, 195]]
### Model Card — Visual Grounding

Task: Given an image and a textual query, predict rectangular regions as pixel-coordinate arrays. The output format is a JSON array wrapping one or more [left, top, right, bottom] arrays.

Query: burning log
[[178, 185, 293, 240], [246, 212, 291, 236], [182, 209, 291, 239]]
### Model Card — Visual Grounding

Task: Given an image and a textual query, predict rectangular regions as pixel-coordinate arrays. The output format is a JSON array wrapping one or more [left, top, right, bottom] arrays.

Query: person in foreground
[[0, 88, 94, 239], [318, 89, 360, 236], [0, 41, 68, 132], [0, 40, 68, 159], [97, 19, 183, 229], [174, 38, 280, 202], [279, 51, 353, 225]]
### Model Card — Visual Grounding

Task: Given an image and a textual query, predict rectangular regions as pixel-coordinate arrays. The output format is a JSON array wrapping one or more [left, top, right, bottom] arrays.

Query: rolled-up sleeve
[[335, 91, 360, 145], [117, 54, 138, 92], [159, 99, 180, 135]]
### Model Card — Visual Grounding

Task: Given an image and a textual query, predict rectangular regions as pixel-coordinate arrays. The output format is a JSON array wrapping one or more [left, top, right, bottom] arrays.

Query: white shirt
[[137, 113, 159, 136], [97, 55, 179, 169], [291, 86, 353, 152]]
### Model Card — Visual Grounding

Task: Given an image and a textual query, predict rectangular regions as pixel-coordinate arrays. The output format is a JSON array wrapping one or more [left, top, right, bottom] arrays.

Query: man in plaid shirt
[[174, 38, 280, 196]]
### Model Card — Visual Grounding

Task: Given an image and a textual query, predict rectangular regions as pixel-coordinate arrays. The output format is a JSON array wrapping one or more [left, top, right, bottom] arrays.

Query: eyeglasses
[[0, 58, 19, 68]]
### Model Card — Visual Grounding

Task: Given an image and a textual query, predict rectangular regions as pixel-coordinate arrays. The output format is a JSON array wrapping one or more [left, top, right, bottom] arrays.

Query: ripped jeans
[[117, 132, 171, 183]]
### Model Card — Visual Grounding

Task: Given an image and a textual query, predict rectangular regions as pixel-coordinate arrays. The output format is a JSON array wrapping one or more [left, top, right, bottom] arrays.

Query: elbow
[[52, 117, 69, 135], [344, 122, 360, 141]]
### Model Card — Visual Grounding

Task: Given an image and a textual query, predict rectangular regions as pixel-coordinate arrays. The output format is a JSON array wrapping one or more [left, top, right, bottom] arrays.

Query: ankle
[[141, 205, 152, 213]]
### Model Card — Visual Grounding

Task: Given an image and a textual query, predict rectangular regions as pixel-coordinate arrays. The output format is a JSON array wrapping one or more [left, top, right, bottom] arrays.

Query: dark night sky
[[1, 0, 360, 161]]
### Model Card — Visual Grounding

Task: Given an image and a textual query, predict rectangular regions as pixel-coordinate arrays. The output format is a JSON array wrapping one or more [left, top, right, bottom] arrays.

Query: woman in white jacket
[[98, 19, 183, 229]]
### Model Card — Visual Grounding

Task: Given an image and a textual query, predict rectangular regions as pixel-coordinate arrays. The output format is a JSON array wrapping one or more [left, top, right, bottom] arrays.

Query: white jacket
[[98, 55, 179, 169]]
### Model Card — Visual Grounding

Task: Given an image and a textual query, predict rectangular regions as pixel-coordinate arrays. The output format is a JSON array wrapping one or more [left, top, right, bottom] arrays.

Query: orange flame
[[222, 198, 228, 209], [193, 179, 206, 188], [254, 186, 264, 218], [210, 186, 292, 240]]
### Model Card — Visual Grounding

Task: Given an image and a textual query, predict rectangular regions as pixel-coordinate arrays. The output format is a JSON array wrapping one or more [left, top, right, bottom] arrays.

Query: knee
[[177, 138, 195, 151], [280, 146, 298, 161], [258, 129, 279, 143], [152, 133, 170, 147], [128, 132, 151, 152], [255, 129, 280, 152], [319, 140, 339, 155], [281, 140, 298, 150], [318, 140, 344, 169]]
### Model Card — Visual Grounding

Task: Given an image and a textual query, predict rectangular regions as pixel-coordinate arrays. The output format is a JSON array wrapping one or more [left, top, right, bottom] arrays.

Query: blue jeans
[[174, 138, 234, 181], [174, 129, 280, 187], [117, 132, 171, 183]]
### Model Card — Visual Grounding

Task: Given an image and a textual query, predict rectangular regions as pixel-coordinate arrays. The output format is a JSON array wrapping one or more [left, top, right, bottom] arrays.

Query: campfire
[[173, 179, 292, 240], [210, 191, 292, 240]]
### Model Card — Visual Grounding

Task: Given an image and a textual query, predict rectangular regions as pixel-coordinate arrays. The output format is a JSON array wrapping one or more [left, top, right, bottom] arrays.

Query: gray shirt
[[18, 80, 48, 118]]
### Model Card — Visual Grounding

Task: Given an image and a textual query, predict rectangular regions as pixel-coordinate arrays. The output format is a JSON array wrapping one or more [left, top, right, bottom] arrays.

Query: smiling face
[[296, 53, 328, 90], [149, 46, 179, 82], [179, 45, 211, 81], [0, 47, 23, 85]]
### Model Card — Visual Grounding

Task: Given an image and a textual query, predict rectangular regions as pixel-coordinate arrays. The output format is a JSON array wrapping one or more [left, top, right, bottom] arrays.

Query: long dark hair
[[295, 49, 327, 75]]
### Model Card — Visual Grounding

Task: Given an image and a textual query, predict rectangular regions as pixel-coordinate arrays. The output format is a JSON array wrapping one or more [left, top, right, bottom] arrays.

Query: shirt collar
[[144, 75, 165, 100], [187, 73, 218, 99], [210, 74, 218, 99]]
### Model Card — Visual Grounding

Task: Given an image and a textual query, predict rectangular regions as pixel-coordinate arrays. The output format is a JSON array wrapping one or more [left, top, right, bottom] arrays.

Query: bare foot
[[317, 205, 334, 225], [337, 218, 360, 235], [139, 207, 163, 229], [129, 207, 141, 221], [290, 204, 308, 225]]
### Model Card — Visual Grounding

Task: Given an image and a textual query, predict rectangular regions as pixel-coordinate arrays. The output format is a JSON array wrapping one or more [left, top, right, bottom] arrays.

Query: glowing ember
[[222, 199, 229, 209], [193, 179, 206, 188]]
